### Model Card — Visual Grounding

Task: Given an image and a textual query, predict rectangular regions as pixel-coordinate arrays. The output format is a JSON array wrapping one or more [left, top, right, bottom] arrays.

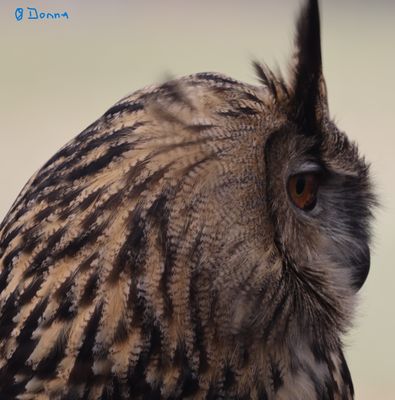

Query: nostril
[[351, 244, 370, 291]]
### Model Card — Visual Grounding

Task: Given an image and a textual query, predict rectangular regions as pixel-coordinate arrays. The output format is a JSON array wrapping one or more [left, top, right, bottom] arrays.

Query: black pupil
[[295, 176, 305, 195]]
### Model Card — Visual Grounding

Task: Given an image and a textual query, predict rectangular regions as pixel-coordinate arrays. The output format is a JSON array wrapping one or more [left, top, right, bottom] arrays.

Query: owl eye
[[287, 172, 320, 211]]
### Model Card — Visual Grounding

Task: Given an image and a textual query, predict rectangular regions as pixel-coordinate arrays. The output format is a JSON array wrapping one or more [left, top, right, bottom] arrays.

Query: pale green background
[[0, 1, 394, 398]]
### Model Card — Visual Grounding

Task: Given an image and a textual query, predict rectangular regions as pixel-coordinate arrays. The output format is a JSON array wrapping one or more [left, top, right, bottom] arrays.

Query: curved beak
[[351, 243, 370, 291]]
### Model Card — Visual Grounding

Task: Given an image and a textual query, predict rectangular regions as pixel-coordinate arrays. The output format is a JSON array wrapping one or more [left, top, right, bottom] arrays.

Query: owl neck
[[187, 331, 355, 399], [182, 260, 356, 398]]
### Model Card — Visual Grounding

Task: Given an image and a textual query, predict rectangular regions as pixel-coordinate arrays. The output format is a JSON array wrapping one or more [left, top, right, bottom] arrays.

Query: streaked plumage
[[0, 1, 374, 399]]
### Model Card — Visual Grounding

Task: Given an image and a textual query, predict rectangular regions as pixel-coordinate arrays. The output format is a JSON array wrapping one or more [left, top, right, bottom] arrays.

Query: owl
[[0, 0, 374, 399]]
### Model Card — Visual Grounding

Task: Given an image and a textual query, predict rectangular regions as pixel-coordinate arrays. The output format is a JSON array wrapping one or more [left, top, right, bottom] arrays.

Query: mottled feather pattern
[[0, 74, 279, 398], [0, 1, 374, 399]]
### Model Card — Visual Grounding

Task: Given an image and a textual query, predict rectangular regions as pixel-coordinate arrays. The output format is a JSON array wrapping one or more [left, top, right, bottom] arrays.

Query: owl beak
[[351, 243, 370, 291]]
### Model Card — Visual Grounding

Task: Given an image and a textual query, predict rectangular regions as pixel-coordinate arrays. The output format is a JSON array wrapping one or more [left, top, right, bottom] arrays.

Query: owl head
[[198, 0, 376, 342], [0, 0, 375, 398]]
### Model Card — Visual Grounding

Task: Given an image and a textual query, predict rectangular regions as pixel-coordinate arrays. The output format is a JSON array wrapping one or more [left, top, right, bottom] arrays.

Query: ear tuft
[[291, 0, 328, 133], [253, 61, 290, 102]]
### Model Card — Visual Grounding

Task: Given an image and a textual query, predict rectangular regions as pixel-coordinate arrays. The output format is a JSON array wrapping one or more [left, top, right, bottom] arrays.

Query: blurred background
[[0, 0, 393, 398]]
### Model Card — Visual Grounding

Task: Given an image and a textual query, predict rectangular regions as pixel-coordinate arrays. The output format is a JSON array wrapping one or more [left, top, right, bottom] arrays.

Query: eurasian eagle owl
[[0, 0, 374, 399]]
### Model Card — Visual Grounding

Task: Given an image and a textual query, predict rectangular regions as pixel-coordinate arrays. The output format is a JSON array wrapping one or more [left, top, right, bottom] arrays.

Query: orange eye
[[287, 173, 320, 211]]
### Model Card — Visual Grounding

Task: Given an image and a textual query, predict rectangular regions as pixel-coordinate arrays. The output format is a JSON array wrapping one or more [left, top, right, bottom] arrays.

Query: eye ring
[[287, 172, 320, 211]]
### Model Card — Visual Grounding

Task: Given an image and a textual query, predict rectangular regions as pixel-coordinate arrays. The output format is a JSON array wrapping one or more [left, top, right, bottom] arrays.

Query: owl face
[[265, 122, 372, 295], [215, 112, 374, 342]]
